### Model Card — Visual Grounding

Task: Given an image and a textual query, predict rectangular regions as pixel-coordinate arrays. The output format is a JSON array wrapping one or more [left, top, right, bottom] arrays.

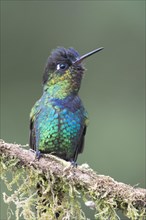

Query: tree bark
[[0, 139, 145, 220]]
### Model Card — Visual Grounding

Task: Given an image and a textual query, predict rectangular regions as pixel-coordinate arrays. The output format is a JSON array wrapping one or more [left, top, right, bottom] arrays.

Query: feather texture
[[30, 47, 88, 162]]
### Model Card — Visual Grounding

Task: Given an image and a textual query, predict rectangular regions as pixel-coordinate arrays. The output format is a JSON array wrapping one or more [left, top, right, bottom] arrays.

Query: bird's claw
[[35, 150, 41, 159], [70, 160, 78, 167], [29, 149, 41, 160]]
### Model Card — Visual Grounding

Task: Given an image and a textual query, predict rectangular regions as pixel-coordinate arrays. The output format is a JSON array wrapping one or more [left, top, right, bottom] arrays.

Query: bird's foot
[[70, 160, 77, 167], [35, 150, 42, 159], [29, 149, 41, 160], [63, 160, 77, 173]]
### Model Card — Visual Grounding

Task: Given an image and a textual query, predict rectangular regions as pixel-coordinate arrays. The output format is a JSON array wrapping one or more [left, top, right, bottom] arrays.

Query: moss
[[0, 154, 145, 220]]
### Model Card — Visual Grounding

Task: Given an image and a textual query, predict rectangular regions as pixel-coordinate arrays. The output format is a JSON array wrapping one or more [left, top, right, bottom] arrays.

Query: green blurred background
[[1, 1, 145, 219]]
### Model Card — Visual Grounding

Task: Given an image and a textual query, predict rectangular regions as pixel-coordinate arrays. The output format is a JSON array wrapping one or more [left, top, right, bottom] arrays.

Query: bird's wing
[[73, 111, 89, 162], [73, 125, 87, 162], [78, 125, 87, 154], [29, 100, 41, 151], [29, 117, 36, 150]]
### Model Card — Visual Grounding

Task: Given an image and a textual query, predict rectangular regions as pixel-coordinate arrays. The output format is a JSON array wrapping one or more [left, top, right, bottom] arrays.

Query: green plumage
[[30, 47, 103, 162]]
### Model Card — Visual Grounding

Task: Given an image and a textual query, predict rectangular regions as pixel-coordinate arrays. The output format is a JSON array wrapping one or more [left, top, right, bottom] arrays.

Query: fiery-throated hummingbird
[[29, 47, 103, 162]]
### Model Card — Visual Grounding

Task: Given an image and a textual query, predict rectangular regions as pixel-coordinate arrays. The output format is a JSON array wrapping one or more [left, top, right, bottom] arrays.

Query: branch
[[0, 139, 146, 220]]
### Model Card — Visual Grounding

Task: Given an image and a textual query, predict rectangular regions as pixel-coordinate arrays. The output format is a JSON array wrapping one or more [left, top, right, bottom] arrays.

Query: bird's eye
[[57, 63, 68, 71]]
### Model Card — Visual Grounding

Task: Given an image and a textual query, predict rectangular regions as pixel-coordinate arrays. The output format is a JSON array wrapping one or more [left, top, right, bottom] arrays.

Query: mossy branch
[[0, 139, 146, 220]]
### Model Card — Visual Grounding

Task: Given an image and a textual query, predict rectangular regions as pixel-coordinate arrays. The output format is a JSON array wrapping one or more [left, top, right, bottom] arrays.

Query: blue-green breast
[[30, 93, 88, 161]]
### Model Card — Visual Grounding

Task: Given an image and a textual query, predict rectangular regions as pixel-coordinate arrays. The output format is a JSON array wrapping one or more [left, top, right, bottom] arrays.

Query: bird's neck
[[43, 79, 80, 100]]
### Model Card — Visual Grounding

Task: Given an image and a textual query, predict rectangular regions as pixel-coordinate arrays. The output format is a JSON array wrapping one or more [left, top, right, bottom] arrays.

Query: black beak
[[73, 47, 104, 65]]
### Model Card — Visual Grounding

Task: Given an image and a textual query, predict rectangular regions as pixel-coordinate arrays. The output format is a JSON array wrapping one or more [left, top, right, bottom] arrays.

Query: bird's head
[[43, 47, 103, 97]]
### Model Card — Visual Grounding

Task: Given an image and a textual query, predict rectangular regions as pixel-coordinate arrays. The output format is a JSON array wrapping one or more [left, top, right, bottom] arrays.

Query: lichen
[[0, 154, 145, 220]]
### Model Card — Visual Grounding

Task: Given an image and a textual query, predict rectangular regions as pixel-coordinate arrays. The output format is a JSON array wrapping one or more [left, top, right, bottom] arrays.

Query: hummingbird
[[29, 47, 103, 163]]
